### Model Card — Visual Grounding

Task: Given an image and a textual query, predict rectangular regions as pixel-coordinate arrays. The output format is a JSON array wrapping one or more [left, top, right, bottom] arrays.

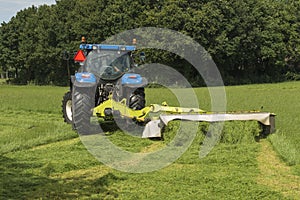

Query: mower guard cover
[[142, 112, 276, 138]]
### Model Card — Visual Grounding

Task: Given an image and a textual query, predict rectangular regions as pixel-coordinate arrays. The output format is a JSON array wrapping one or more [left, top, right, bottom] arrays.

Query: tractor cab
[[82, 50, 133, 81], [75, 44, 136, 81]]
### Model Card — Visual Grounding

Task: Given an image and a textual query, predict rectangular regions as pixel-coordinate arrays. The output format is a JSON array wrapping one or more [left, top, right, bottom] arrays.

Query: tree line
[[0, 0, 300, 86]]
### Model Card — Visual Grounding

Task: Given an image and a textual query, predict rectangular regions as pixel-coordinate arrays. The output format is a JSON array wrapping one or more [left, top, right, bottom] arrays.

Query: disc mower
[[62, 40, 275, 138]]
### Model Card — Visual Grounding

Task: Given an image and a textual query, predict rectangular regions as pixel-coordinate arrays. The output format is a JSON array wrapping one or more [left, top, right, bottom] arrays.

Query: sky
[[0, 0, 56, 23]]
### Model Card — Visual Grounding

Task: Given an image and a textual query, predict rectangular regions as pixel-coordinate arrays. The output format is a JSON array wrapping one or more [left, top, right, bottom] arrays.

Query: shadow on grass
[[97, 120, 146, 138], [0, 155, 52, 199], [0, 155, 124, 199], [99, 121, 122, 134]]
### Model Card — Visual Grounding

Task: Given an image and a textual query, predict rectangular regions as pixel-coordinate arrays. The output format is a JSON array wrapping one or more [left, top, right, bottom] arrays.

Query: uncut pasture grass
[[222, 82, 300, 173], [153, 82, 300, 171], [0, 83, 299, 199]]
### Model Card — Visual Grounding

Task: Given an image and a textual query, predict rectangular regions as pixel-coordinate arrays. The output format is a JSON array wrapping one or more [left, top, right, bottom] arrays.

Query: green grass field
[[0, 82, 300, 199]]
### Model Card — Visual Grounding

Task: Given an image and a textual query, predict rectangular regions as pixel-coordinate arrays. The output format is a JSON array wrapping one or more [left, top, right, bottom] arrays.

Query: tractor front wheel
[[62, 91, 72, 124]]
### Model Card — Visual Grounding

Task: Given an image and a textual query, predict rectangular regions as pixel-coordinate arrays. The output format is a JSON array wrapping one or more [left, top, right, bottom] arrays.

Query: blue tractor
[[62, 42, 147, 134], [62, 40, 276, 138]]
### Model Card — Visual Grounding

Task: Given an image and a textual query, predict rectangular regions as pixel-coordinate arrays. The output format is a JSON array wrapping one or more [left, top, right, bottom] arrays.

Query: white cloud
[[0, 0, 56, 23]]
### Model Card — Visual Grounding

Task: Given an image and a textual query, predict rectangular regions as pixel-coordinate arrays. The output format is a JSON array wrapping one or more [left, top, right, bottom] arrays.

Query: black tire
[[62, 91, 72, 124], [72, 88, 95, 135], [129, 88, 145, 110]]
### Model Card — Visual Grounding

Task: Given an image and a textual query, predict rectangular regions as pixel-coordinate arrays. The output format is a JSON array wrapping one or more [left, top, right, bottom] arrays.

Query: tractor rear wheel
[[72, 87, 96, 135], [129, 88, 145, 110], [119, 88, 146, 133], [62, 91, 72, 124]]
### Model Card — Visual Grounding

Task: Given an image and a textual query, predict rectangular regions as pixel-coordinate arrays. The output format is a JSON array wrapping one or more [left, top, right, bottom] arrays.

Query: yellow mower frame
[[93, 97, 206, 122], [92, 97, 276, 138]]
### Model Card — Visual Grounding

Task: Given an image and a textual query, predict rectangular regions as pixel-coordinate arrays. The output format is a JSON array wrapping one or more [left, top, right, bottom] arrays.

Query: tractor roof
[[80, 44, 136, 51]]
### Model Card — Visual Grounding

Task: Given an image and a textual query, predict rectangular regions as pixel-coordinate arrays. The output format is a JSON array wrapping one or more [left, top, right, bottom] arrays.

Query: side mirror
[[140, 52, 146, 62]]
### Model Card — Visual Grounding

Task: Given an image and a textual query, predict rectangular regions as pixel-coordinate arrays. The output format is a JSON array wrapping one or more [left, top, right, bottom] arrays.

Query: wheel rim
[[66, 100, 72, 121]]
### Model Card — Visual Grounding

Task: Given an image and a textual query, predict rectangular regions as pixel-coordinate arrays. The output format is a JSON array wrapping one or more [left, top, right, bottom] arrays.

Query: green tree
[[0, 0, 299, 85]]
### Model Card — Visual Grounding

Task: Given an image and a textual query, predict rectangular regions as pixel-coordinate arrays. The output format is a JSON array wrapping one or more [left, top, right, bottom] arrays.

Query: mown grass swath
[[0, 83, 299, 199]]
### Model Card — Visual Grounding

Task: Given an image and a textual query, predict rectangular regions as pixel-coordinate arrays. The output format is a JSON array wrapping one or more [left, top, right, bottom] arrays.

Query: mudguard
[[121, 73, 148, 88]]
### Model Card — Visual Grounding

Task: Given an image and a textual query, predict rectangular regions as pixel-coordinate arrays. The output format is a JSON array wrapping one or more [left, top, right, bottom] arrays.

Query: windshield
[[83, 50, 132, 80]]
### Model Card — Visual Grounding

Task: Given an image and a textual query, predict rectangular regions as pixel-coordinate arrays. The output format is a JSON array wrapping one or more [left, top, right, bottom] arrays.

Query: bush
[[285, 71, 300, 81]]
